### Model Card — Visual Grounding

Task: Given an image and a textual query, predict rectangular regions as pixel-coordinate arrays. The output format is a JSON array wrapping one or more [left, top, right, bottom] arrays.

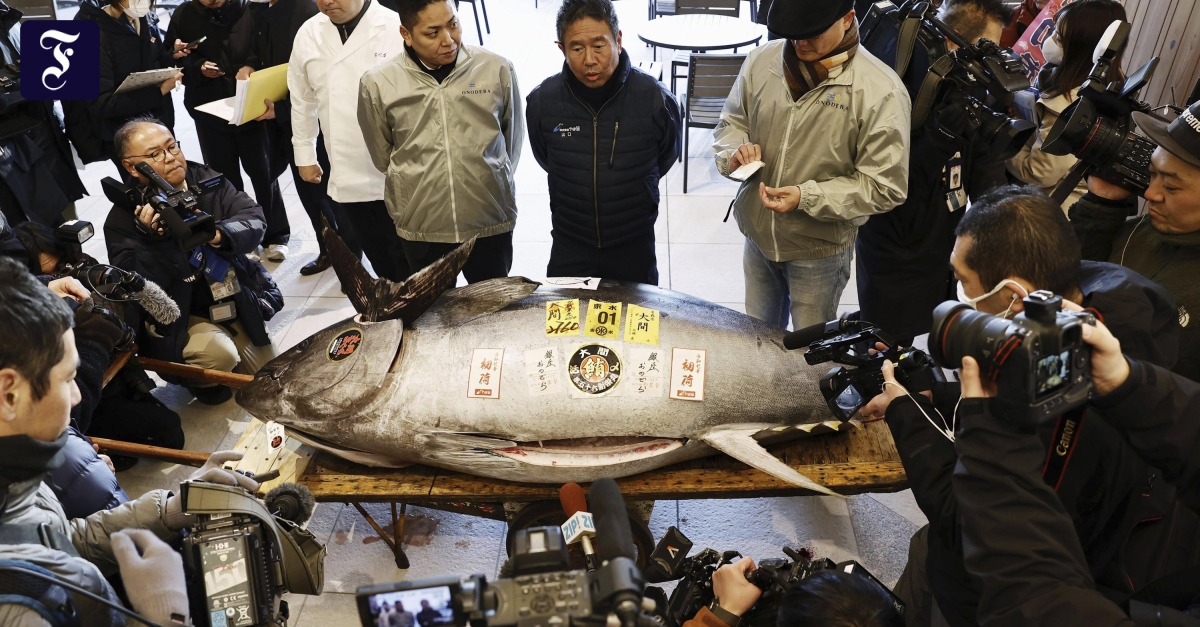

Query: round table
[[637, 14, 764, 53]]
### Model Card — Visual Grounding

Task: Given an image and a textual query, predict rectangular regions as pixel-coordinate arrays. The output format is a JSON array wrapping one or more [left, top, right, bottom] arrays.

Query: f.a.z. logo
[[20, 21, 99, 100]]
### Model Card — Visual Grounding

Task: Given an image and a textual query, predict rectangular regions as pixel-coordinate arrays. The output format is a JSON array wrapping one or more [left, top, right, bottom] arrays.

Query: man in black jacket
[[105, 118, 280, 405], [1070, 100, 1200, 383], [954, 320, 1200, 625], [863, 186, 1189, 627], [238, 0, 363, 278], [167, 0, 291, 261], [526, 0, 681, 285]]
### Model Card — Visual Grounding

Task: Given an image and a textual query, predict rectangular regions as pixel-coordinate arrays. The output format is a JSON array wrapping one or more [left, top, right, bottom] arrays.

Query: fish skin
[[236, 280, 842, 487]]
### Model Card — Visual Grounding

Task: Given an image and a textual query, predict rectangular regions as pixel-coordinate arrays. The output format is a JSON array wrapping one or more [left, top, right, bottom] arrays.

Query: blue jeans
[[743, 238, 853, 330]]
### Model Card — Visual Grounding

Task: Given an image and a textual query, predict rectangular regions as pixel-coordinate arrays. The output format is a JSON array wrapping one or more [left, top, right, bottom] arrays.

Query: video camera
[[178, 480, 326, 627], [1042, 21, 1167, 204], [860, 0, 1036, 160], [641, 526, 903, 627], [784, 316, 942, 421], [930, 291, 1095, 420], [102, 162, 221, 250], [356, 479, 649, 627]]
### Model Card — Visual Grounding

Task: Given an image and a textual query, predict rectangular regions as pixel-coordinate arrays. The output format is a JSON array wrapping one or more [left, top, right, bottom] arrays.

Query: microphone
[[559, 483, 599, 572], [782, 314, 862, 350], [133, 277, 181, 325], [265, 483, 317, 525], [589, 478, 643, 627]]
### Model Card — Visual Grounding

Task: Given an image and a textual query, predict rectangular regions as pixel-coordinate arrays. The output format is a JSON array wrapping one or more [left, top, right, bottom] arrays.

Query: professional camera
[[930, 291, 1095, 420], [641, 526, 904, 627], [357, 479, 651, 627], [860, 0, 1036, 160], [1042, 21, 1166, 204], [785, 317, 942, 421], [102, 162, 221, 250], [178, 480, 326, 627]]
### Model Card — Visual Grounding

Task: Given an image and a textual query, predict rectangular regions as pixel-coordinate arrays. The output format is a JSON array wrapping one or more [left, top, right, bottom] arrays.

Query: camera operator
[[105, 117, 281, 405], [680, 556, 904, 627], [862, 186, 1187, 627], [1071, 100, 1200, 383], [0, 256, 263, 627], [856, 0, 1011, 345], [953, 320, 1200, 625], [1007, 0, 1127, 212]]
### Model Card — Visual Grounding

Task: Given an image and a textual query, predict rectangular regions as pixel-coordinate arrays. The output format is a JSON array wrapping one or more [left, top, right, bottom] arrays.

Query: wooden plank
[[1126, 0, 1172, 81], [135, 357, 256, 387], [1156, 2, 1200, 107], [1139, 0, 1184, 106], [91, 437, 210, 466], [231, 418, 317, 495]]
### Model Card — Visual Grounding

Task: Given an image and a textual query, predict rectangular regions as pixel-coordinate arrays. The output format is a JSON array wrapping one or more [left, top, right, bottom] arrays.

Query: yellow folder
[[195, 63, 290, 126]]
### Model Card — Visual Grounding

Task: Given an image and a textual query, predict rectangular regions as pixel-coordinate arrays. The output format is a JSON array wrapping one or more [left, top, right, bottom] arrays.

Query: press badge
[[209, 268, 241, 300], [209, 301, 236, 322], [944, 151, 967, 212]]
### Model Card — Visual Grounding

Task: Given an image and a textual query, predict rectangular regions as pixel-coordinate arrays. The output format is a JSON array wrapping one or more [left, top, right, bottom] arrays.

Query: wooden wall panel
[[1124, 0, 1200, 108]]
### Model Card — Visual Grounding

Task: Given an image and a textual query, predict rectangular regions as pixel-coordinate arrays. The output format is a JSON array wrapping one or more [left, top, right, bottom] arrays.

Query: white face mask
[[957, 279, 1024, 319], [124, 0, 150, 19], [1041, 33, 1064, 66]]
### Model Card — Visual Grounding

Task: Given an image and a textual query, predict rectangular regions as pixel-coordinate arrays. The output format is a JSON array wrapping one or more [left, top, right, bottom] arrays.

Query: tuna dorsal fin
[[700, 427, 842, 497], [323, 217, 476, 323], [417, 276, 542, 328]]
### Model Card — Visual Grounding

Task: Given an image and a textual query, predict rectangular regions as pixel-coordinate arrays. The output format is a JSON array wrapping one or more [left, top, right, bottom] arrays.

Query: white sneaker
[[246, 249, 261, 262], [264, 244, 289, 262]]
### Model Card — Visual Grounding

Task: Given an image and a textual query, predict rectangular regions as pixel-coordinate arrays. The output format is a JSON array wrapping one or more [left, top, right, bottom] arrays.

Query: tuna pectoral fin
[[700, 428, 842, 498], [323, 216, 475, 323], [418, 277, 542, 328], [285, 429, 413, 469]]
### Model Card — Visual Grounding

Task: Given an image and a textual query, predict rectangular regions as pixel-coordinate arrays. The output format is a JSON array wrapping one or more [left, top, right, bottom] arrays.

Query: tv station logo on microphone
[[20, 21, 99, 101]]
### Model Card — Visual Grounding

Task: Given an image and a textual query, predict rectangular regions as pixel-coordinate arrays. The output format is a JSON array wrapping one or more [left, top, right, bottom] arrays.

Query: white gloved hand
[[112, 529, 189, 626]]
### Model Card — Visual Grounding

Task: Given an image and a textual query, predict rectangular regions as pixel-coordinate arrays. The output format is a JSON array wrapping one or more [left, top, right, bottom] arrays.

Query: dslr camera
[[642, 526, 904, 627], [102, 161, 222, 250], [860, 0, 1036, 160], [930, 291, 1095, 420], [178, 480, 326, 627], [1042, 21, 1165, 203], [789, 317, 941, 421]]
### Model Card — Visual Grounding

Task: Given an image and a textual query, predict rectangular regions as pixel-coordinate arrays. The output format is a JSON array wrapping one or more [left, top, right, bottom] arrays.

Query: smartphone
[[184, 35, 206, 50], [202, 60, 224, 75]]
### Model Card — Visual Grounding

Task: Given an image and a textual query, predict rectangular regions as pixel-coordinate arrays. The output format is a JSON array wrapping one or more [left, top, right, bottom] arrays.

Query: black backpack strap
[[0, 559, 82, 627], [0, 522, 80, 558], [895, 2, 931, 78]]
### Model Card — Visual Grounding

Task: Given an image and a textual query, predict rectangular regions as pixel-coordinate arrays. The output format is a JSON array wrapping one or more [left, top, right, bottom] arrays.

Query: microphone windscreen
[[560, 482, 588, 517], [782, 320, 833, 350], [590, 478, 634, 563], [135, 279, 181, 325], [265, 482, 317, 525]]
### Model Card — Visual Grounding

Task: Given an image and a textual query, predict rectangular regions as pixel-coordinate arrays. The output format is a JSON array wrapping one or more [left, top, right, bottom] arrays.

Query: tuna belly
[[491, 436, 686, 467]]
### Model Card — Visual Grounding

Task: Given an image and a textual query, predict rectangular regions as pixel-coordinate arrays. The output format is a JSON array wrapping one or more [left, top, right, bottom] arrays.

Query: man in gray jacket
[[0, 257, 258, 626], [358, 0, 523, 283], [713, 0, 909, 330]]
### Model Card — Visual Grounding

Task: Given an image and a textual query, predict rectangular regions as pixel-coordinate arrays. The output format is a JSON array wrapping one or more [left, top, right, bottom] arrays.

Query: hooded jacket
[[526, 50, 681, 249], [74, 0, 176, 142], [358, 44, 524, 243], [712, 40, 910, 261]]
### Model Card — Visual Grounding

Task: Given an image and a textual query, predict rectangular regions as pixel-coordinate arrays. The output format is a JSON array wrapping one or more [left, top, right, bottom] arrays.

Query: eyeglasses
[[124, 141, 182, 163]]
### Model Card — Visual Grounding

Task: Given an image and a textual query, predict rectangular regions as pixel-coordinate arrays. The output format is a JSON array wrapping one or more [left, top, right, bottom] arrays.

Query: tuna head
[[236, 315, 405, 433]]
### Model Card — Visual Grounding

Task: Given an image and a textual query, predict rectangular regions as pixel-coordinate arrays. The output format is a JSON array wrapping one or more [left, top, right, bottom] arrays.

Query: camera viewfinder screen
[[366, 585, 455, 627], [835, 385, 865, 419], [1036, 350, 1071, 397]]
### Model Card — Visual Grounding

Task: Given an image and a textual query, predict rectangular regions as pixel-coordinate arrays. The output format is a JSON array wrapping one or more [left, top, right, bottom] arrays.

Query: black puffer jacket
[[74, 0, 176, 142], [103, 161, 272, 367], [166, 0, 256, 129], [526, 51, 681, 248]]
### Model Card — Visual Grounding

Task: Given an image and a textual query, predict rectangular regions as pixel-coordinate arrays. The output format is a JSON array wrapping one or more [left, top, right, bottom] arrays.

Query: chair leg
[[480, 0, 490, 34], [683, 125, 690, 193], [472, 1, 483, 44]]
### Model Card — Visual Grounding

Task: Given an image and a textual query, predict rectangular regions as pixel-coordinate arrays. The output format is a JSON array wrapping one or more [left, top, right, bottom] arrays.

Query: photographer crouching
[[104, 116, 282, 405], [954, 318, 1200, 624], [861, 186, 1191, 626], [0, 256, 262, 626]]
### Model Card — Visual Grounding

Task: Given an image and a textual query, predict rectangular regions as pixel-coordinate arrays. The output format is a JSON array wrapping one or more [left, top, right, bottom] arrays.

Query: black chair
[[648, 0, 676, 20], [454, 0, 489, 45], [682, 53, 746, 193], [670, 0, 742, 94]]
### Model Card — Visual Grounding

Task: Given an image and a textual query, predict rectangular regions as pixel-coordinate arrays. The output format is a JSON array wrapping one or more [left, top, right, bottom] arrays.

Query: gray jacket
[[713, 41, 911, 261], [0, 477, 177, 626], [358, 45, 524, 243]]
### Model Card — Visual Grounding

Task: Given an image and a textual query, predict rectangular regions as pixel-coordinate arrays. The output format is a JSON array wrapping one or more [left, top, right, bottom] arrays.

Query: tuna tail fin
[[323, 216, 476, 323], [700, 427, 843, 497]]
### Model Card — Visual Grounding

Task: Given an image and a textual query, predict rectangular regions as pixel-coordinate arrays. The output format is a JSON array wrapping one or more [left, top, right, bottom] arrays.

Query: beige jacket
[[1007, 88, 1086, 211], [713, 41, 911, 261], [358, 45, 524, 243]]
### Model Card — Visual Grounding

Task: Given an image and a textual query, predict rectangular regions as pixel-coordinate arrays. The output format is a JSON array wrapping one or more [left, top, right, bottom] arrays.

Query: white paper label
[[669, 348, 706, 402], [467, 348, 505, 399], [265, 420, 286, 450], [524, 347, 562, 396], [629, 347, 665, 397]]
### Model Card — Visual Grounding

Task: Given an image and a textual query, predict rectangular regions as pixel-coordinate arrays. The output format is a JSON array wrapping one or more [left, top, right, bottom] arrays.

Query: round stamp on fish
[[568, 343, 622, 396], [327, 328, 364, 362]]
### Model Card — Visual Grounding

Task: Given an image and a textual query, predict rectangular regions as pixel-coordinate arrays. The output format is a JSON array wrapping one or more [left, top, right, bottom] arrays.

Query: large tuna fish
[[236, 229, 850, 495]]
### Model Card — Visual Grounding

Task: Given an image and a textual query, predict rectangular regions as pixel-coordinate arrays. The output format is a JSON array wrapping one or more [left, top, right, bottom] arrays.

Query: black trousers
[[400, 230, 513, 284], [341, 199, 412, 282], [292, 132, 361, 258], [548, 235, 659, 285], [193, 119, 290, 247]]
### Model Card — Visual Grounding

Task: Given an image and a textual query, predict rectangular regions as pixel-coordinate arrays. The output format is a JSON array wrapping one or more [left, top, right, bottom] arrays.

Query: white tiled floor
[[67, 0, 923, 615]]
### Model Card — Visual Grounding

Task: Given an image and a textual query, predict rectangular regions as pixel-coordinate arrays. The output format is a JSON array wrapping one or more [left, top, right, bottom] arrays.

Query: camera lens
[[929, 301, 1020, 371], [977, 105, 1036, 161]]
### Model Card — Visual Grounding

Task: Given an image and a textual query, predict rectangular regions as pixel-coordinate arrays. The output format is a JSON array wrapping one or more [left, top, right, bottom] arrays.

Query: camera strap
[[1041, 407, 1086, 491]]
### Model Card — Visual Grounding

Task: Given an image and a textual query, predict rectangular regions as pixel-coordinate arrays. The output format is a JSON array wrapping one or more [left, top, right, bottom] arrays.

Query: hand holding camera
[[112, 529, 190, 626], [712, 557, 762, 617]]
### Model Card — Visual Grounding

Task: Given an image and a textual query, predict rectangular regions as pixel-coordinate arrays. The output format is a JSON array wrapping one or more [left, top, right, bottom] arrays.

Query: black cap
[[1133, 102, 1200, 169], [767, 0, 855, 41]]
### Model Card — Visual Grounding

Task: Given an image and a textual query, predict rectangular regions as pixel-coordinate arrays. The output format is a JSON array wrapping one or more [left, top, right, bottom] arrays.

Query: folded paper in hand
[[115, 68, 181, 95], [729, 160, 765, 182], [195, 63, 289, 126]]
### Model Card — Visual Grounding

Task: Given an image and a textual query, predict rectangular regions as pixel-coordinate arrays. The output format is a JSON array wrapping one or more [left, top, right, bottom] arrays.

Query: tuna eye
[[295, 339, 311, 351]]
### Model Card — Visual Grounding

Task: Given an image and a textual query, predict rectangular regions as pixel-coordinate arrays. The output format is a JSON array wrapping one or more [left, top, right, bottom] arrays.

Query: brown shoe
[[300, 255, 331, 276]]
